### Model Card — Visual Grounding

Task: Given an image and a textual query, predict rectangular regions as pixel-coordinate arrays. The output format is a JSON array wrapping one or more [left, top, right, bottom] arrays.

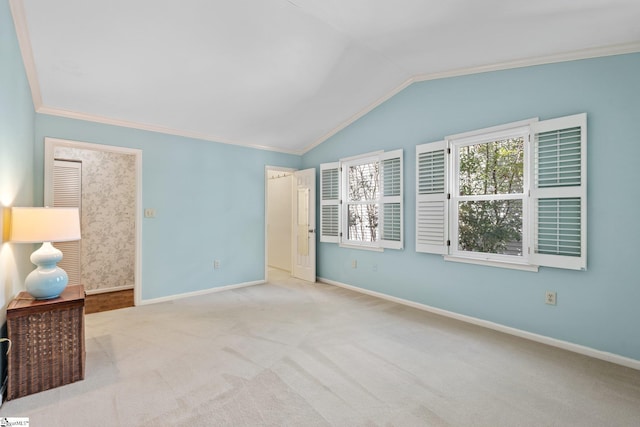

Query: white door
[[292, 168, 316, 282]]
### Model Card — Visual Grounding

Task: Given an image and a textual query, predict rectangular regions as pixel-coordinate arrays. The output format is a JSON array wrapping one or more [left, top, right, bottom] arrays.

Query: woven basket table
[[6, 285, 85, 400]]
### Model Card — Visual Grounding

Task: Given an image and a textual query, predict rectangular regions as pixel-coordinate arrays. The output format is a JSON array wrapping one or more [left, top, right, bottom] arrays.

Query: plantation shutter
[[52, 160, 82, 285], [379, 149, 403, 249], [529, 113, 586, 270], [320, 162, 340, 243], [416, 141, 449, 254]]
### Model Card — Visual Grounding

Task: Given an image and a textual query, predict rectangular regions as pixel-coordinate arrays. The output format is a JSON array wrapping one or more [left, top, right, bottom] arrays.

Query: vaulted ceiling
[[11, 0, 640, 154]]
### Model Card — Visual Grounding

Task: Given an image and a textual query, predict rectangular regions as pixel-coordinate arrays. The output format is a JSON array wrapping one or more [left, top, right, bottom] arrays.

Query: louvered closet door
[[52, 160, 82, 285]]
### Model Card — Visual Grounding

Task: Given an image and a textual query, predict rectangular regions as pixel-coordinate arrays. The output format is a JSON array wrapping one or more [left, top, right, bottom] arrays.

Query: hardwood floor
[[85, 288, 134, 314]]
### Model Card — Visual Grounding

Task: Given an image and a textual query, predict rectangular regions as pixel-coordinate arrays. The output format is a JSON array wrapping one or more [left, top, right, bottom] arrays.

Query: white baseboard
[[318, 277, 640, 371], [138, 280, 265, 306]]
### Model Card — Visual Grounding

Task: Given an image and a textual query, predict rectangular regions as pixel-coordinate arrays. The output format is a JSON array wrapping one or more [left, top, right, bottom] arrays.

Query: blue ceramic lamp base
[[25, 242, 68, 300]]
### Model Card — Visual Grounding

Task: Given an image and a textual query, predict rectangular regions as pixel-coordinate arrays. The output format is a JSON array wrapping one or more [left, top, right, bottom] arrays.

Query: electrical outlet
[[214, 260, 220, 270], [351, 259, 357, 268], [545, 291, 557, 305], [372, 263, 378, 272], [144, 208, 156, 218]]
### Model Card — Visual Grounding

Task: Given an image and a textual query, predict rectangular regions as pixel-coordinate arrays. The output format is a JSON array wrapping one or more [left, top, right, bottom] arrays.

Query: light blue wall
[[0, 0, 35, 379], [1, 0, 36, 303], [302, 53, 640, 361], [35, 115, 301, 300], [4, 0, 639, 361]]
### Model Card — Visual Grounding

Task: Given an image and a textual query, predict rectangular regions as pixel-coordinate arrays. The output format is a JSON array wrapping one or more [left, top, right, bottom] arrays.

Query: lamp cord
[[0, 338, 11, 356]]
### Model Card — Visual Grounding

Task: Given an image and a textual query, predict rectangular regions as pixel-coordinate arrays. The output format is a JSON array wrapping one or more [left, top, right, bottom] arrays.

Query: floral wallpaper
[[54, 147, 136, 292]]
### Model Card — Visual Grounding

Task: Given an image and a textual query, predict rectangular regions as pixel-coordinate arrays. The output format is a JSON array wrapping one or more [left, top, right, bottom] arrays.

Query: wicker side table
[[6, 285, 85, 400]]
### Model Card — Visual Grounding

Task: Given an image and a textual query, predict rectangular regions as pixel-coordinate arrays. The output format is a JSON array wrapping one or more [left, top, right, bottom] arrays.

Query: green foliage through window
[[457, 137, 524, 255]]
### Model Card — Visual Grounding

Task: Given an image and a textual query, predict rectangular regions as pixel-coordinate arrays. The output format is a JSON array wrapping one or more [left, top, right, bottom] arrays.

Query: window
[[451, 126, 528, 263], [321, 150, 403, 250], [343, 155, 379, 245], [416, 114, 586, 271]]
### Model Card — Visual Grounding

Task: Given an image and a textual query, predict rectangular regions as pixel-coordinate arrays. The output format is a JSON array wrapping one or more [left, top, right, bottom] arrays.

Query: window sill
[[339, 243, 384, 252], [443, 255, 539, 272]]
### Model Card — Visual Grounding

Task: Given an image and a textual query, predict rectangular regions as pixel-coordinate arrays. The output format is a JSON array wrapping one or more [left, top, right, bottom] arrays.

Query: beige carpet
[[1, 269, 640, 426]]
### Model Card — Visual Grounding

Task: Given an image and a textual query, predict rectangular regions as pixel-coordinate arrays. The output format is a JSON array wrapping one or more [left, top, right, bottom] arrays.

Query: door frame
[[44, 137, 143, 306]]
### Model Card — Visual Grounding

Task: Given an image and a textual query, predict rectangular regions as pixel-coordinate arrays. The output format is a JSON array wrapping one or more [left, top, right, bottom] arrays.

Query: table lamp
[[10, 207, 81, 299]]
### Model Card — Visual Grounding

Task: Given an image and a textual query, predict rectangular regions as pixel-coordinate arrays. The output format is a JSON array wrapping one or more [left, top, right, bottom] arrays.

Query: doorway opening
[[44, 138, 142, 309], [265, 166, 316, 283], [265, 167, 294, 281]]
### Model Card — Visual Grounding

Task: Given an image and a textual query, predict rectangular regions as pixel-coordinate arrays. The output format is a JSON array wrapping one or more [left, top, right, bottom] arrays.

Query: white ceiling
[[12, 0, 640, 154]]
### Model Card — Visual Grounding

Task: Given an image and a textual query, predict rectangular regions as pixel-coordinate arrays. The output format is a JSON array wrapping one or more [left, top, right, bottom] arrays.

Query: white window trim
[[444, 255, 539, 272], [448, 123, 533, 265], [341, 153, 381, 249], [446, 119, 536, 141], [339, 242, 385, 252], [321, 149, 404, 252], [340, 150, 384, 163], [416, 114, 587, 272]]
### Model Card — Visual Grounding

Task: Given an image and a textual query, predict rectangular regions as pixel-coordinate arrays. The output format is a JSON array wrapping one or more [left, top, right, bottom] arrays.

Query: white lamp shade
[[10, 207, 81, 243]]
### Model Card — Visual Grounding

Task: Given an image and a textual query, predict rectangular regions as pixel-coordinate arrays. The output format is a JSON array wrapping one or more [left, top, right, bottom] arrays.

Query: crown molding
[[9, 0, 639, 156], [10, 0, 300, 155], [301, 76, 415, 154], [412, 41, 640, 83], [9, 0, 42, 110], [36, 105, 301, 155], [301, 41, 640, 154], [35, 39, 640, 157]]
